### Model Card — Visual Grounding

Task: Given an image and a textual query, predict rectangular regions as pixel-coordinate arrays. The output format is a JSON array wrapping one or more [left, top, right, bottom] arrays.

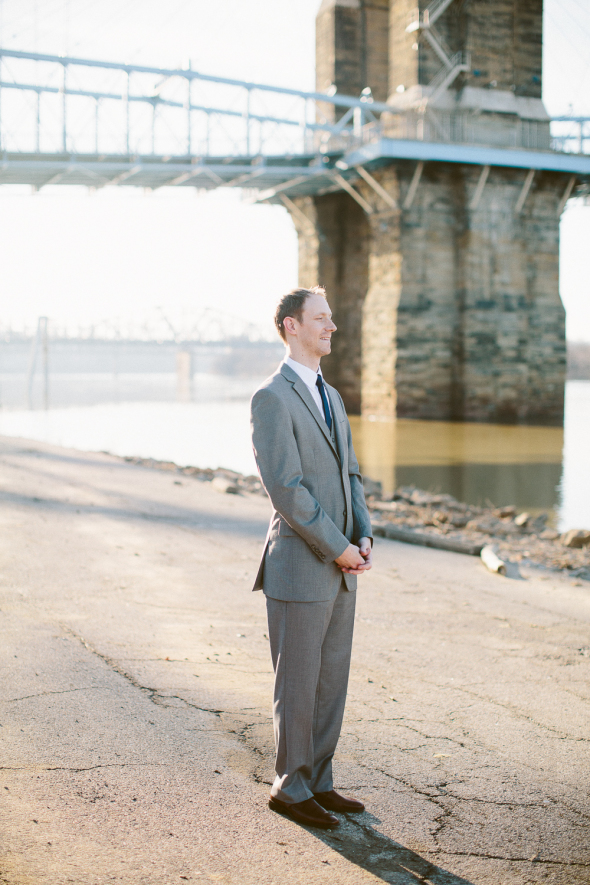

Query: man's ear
[[283, 316, 297, 336]]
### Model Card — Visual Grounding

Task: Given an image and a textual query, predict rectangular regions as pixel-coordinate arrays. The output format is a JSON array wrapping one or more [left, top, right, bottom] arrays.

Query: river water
[[0, 373, 587, 532]]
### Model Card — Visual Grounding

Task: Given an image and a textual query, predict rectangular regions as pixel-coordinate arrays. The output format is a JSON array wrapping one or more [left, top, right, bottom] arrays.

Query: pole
[[176, 349, 193, 402], [36, 89, 41, 152], [41, 316, 49, 410], [246, 89, 251, 156], [353, 106, 363, 138], [26, 319, 41, 409], [61, 63, 67, 152], [125, 70, 130, 154], [187, 63, 192, 156]]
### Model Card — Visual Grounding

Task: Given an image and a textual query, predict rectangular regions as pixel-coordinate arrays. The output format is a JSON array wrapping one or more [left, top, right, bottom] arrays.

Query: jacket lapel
[[280, 363, 338, 457], [329, 389, 347, 463]]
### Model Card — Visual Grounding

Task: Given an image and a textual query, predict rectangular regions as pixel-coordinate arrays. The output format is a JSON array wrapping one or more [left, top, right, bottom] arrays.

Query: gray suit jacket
[[250, 361, 373, 602]]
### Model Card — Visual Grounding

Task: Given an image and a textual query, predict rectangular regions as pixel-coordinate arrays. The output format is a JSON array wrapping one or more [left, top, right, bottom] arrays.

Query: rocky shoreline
[[122, 455, 590, 582], [366, 484, 590, 581]]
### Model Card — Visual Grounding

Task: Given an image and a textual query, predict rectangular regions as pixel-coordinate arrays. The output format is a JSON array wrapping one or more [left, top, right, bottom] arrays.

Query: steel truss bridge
[[0, 48, 589, 215]]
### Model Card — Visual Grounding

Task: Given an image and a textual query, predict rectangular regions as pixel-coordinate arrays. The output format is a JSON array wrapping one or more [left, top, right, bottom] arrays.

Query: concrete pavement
[[0, 436, 589, 885]]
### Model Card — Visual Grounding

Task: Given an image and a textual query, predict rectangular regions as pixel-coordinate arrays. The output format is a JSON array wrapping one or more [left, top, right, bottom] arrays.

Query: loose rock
[[561, 529, 590, 549], [212, 476, 240, 495], [494, 505, 516, 518], [540, 528, 560, 541], [365, 484, 589, 578]]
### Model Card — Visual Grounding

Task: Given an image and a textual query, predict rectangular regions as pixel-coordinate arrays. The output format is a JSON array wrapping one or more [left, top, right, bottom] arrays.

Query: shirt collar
[[284, 355, 323, 389]]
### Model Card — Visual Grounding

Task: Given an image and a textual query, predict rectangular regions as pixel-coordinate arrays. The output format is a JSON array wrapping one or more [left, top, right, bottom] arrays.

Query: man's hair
[[274, 286, 327, 341]]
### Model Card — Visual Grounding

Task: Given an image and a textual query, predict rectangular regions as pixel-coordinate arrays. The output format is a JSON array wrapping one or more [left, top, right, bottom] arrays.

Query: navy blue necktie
[[316, 374, 332, 431]]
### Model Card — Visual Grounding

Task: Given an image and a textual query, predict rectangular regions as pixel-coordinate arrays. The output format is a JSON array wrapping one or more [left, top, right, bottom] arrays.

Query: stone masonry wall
[[388, 0, 419, 96], [316, 0, 390, 121], [458, 167, 565, 424], [394, 163, 464, 420], [362, 1, 390, 102], [294, 192, 370, 414], [388, 0, 543, 97], [512, 0, 544, 97], [461, 0, 543, 96], [361, 168, 403, 419], [289, 160, 566, 426], [291, 196, 321, 287]]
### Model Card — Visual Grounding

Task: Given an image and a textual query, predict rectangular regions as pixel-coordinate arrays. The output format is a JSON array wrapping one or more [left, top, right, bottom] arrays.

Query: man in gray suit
[[250, 286, 373, 829]]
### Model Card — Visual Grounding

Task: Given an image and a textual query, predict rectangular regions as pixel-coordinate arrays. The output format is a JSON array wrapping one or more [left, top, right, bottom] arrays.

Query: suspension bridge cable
[[63, 0, 144, 60], [126, 0, 191, 65], [67, 0, 110, 52], [545, 8, 590, 71], [555, 0, 590, 46], [0, 0, 68, 47], [562, 0, 590, 31], [544, 17, 590, 118]]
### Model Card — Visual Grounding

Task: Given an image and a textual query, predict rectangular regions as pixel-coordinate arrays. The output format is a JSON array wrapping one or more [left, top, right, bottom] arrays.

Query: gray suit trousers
[[265, 584, 356, 804]]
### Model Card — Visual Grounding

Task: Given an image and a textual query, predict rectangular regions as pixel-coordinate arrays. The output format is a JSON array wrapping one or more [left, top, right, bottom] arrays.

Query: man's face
[[292, 294, 337, 358]]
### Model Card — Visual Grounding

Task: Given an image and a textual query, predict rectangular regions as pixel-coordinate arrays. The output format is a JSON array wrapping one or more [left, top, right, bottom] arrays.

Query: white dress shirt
[[285, 356, 332, 425]]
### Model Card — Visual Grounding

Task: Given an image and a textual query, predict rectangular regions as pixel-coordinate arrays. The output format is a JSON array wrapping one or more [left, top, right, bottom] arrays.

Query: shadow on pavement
[[504, 561, 524, 580], [312, 813, 474, 885], [0, 488, 269, 538]]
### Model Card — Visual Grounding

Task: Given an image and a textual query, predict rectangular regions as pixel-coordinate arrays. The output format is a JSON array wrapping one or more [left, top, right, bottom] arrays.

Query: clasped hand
[[335, 537, 372, 575]]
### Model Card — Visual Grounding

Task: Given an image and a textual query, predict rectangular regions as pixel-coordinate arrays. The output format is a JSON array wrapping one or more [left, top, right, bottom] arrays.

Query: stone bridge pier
[[290, 0, 568, 426]]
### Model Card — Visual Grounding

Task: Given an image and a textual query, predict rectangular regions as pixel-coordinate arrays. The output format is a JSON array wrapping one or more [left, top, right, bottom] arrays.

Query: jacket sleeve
[[251, 387, 349, 563], [337, 391, 373, 545]]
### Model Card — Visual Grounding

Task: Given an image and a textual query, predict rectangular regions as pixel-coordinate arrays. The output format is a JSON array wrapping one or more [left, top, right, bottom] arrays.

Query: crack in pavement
[[370, 765, 590, 868], [63, 626, 227, 716], [431, 802, 455, 844], [438, 793, 550, 809], [371, 766, 569, 812], [383, 721, 468, 748], [4, 687, 98, 703], [52, 628, 590, 877], [433, 848, 590, 867], [436, 682, 589, 742], [0, 762, 174, 772], [222, 718, 274, 786]]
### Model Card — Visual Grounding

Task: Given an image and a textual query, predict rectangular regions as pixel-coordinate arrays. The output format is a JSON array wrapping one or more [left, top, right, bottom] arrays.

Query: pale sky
[[0, 0, 589, 341]]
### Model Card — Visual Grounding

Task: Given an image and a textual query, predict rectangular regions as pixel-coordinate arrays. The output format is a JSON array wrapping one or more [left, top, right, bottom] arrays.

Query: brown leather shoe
[[269, 796, 339, 829], [314, 790, 365, 813]]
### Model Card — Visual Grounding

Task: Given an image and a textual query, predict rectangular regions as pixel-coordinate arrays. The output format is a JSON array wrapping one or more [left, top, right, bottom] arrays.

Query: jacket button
[[343, 510, 347, 516]]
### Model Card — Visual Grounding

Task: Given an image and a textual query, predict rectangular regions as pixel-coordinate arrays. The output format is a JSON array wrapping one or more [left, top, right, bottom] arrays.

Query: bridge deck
[[1, 138, 589, 199], [0, 152, 316, 191]]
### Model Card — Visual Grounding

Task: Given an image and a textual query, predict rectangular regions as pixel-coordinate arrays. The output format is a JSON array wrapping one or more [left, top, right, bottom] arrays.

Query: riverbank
[[122, 453, 590, 581], [1, 380, 589, 531]]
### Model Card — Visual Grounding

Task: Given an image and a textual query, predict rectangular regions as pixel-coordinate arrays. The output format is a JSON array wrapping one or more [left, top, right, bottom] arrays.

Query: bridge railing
[[323, 114, 589, 157], [0, 48, 396, 159], [0, 49, 310, 157], [0, 48, 587, 169]]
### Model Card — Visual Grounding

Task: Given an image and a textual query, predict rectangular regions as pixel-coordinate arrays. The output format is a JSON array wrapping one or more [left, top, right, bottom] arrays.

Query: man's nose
[[328, 320, 337, 331]]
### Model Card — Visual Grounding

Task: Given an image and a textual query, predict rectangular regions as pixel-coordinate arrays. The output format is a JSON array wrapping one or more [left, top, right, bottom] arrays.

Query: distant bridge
[[0, 47, 589, 212]]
